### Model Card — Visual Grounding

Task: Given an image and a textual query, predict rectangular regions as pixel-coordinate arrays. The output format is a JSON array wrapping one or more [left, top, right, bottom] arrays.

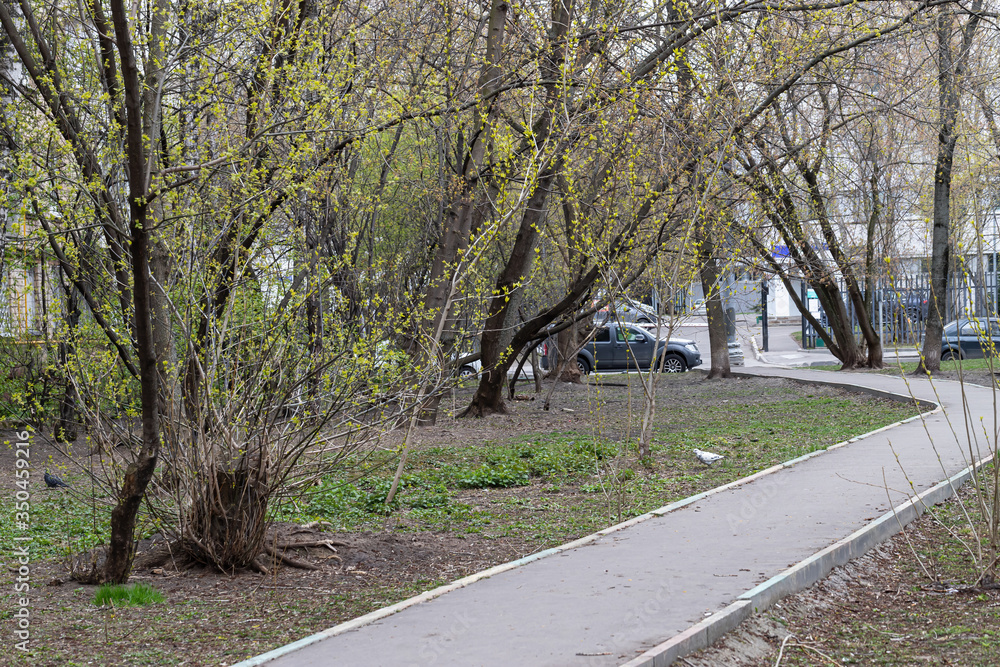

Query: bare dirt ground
[[0, 373, 923, 666]]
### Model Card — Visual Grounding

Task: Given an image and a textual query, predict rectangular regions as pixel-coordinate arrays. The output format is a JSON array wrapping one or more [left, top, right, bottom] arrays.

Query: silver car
[[593, 299, 660, 325]]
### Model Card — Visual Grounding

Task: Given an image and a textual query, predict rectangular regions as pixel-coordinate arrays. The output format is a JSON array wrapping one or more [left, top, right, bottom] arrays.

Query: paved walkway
[[247, 368, 993, 667]]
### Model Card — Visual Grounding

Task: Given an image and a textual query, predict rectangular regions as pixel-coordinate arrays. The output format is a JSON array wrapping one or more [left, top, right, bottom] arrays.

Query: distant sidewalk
[[728, 321, 922, 369]]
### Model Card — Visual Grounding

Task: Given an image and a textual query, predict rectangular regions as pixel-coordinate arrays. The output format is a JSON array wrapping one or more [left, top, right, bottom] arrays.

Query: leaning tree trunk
[[465, 0, 573, 417], [799, 161, 884, 369], [812, 277, 864, 369], [744, 167, 867, 369], [465, 168, 556, 417]]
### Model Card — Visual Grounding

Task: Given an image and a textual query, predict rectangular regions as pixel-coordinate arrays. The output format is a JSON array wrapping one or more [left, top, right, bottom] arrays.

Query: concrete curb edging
[[230, 379, 937, 667], [617, 601, 754, 667], [620, 451, 996, 667]]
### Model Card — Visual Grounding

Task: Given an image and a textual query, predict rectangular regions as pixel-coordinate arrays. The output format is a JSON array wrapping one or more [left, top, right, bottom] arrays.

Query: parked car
[[593, 299, 660, 325], [543, 323, 701, 374], [941, 319, 1000, 360], [457, 359, 481, 378], [635, 321, 745, 366], [903, 290, 930, 322], [444, 336, 482, 380]]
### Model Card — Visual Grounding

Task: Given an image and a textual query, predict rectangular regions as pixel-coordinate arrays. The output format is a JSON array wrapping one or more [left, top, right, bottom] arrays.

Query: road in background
[[672, 314, 922, 370]]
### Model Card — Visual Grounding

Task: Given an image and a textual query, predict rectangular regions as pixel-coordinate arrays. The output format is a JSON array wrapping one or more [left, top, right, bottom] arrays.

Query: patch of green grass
[[456, 463, 530, 488], [0, 468, 113, 560], [653, 395, 915, 473], [813, 358, 1000, 374], [883, 358, 1000, 374], [276, 434, 624, 528], [94, 583, 165, 607], [279, 386, 920, 546]]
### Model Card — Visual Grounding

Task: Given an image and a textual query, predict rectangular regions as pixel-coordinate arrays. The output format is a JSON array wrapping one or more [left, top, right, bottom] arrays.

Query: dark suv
[[544, 323, 701, 374]]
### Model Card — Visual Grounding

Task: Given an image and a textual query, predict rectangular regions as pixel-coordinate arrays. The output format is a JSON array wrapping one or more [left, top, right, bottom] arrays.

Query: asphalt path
[[247, 366, 990, 667]]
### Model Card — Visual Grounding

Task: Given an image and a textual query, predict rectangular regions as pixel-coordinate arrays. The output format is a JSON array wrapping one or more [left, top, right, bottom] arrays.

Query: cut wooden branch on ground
[[263, 544, 321, 571]]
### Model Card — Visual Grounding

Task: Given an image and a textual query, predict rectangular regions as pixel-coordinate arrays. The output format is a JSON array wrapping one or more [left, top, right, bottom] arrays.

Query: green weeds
[[94, 583, 165, 607], [0, 468, 113, 560], [814, 358, 1000, 374], [275, 389, 916, 548]]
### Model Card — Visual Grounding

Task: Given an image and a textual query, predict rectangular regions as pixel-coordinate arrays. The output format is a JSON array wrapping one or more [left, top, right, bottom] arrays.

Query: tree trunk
[[742, 178, 865, 368], [814, 278, 864, 369], [801, 172, 883, 369], [556, 320, 582, 383], [699, 228, 730, 379], [531, 346, 542, 393], [863, 159, 880, 324], [55, 286, 80, 443], [410, 0, 508, 423], [98, 0, 167, 584], [465, 0, 574, 417], [918, 4, 980, 374], [150, 239, 175, 410], [465, 169, 555, 417]]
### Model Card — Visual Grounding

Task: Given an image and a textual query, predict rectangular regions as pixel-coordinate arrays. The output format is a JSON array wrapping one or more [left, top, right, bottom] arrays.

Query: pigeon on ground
[[44, 470, 69, 488], [693, 448, 724, 466]]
